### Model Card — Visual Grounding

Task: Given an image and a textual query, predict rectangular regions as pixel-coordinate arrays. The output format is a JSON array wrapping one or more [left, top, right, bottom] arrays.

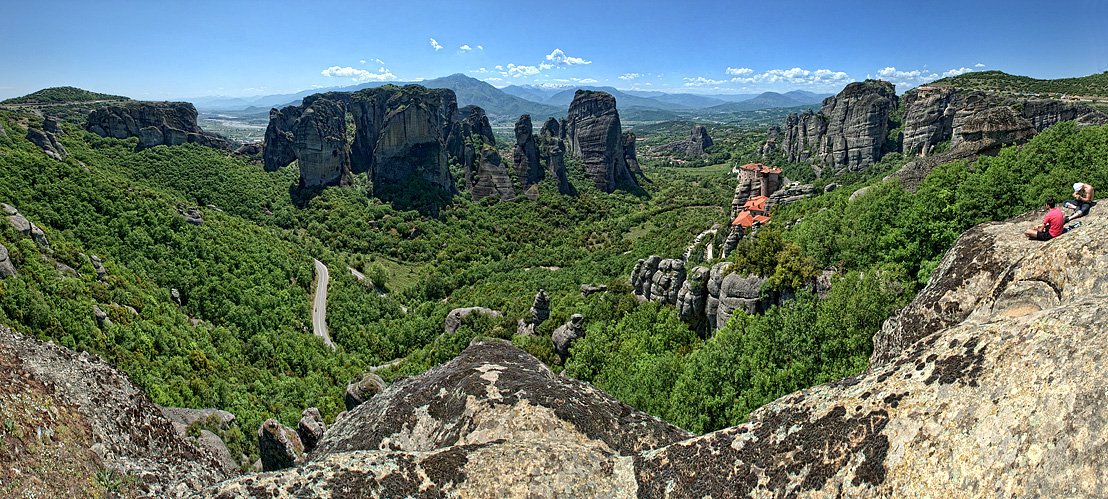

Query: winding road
[[312, 259, 335, 350]]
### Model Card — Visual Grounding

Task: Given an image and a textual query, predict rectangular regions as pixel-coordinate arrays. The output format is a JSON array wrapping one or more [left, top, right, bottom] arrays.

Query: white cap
[[1074, 182, 1084, 192]]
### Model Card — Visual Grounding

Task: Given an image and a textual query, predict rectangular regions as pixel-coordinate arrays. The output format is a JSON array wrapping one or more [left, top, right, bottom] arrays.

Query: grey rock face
[[580, 283, 608, 296], [552, 314, 586, 363], [0, 243, 16, 277], [540, 118, 572, 195], [459, 105, 496, 191], [3, 203, 49, 248], [297, 408, 326, 454], [345, 372, 388, 411], [263, 105, 301, 172], [258, 419, 303, 472], [90, 254, 107, 280], [294, 97, 348, 187], [176, 202, 204, 225], [676, 265, 710, 334], [444, 306, 503, 334], [85, 101, 229, 150], [655, 125, 714, 158], [781, 80, 898, 173], [565, 90, 638, 193], [471, 145, 515, 202], [25, 127, 68, 161], [0, 325, 233, 495], [886, 106, 1037, 192], [511, 114, 541, 188]]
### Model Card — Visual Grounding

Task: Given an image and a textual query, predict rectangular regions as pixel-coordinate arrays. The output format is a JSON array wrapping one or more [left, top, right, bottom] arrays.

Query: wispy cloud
[[975, 63, 986, 68], [430, 38, 443, 51], [320, 66, 397, 82], [507, 64, 540, 77], [360, 60, 366, 64], [684, 76, 726, 87], [730, 67, 850, 86], [619, 73, 643, 80], [546, 49, 591, 66], [574, 78, 598, 84]]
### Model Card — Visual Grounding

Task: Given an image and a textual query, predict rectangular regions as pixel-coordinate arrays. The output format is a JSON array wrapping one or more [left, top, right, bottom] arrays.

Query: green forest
[[928, 70, 1108, 98], [1, 104, 1106, 467]]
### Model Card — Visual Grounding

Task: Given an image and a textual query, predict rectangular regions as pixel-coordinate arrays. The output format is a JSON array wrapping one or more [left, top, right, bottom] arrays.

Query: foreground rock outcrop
[[565, 90, 640, 193], [0, 325, 233, 497], [86, 101, 229, 150], [212, 208, 1108, 497]]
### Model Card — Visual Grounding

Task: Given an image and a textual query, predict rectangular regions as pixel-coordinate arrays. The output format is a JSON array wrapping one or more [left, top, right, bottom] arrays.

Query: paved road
[[312, 259, 335, 350]]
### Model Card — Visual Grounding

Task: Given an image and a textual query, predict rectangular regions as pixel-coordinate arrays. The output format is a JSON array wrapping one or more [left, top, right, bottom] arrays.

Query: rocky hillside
[[0, 324, 232, 497], [780, 78, 1108, 176], [86, 101, 230, 150], [206, 203, 1108, 497]]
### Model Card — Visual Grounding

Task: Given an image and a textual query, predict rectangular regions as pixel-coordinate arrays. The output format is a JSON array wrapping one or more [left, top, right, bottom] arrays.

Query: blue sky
[[1, 0, 1106, 101]]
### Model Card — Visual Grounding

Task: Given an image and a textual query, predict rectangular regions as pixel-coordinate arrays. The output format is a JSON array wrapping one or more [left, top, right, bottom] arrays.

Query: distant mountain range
[[182, 74, 832, 123]]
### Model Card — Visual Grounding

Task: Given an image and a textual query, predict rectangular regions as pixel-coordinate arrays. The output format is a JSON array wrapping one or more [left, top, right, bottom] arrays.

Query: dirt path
[[312, 259, 335, 350]]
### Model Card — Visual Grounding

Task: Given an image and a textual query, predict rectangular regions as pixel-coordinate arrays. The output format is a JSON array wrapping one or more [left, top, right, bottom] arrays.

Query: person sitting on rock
[[1025, 198, 1064, 241], [1063, 182, 1094, 222]]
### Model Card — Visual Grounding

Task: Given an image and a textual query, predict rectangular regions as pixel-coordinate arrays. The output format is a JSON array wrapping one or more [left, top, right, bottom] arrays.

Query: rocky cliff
[[540, 117, 572, 195], [0, 324, 233, 497], [264, 85, 462, 192], [565, 90, 639, 193], [86, 101, 230, 150], [781, 80, 898, 174], [655, 124, 713, 158], [511, 114, 542, 188], [211, 207, 1108, 497]]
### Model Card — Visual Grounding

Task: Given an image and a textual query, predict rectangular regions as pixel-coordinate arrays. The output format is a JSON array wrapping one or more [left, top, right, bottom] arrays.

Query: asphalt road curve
[[312, 259, 335, 350]]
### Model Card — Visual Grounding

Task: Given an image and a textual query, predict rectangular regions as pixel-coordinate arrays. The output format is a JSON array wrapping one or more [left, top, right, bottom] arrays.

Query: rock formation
[[540, 117, 571, 195], [565, 90, 639, 193], [25, 127, 68, 161], [471, 145, 515, 202], [258, 419, 304, 471], [655, 124, 714, 158], [264, 85, 463, 193], [210, 340, 691, 497], [0, 324, 233, 496], [345, 372, 388, 411], [552, 314, 585, 363], [459, 105, 496, 191], [85, 101, 229, 150], [90, 254, 107, 280], [0, 242, 17, 277], [212, 209, 1108, 497], [444, 306, 503, 334], [517, 289, 551, 335], [298, 408, 326, 454], [781, 80, 899, 174], [511, 114, 541, 188], [886, 106, 1037, 191], [676, 265, 710, 334], [622, 131, 649, 184], [3, 203, 50, 249]]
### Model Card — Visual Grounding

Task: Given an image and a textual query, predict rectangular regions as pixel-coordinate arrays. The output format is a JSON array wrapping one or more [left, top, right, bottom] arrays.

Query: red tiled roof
[[732, 211, 754, 228], [739, 162, 782, 174], [753, 215, 771, 224], [743, 196, 769, 212]]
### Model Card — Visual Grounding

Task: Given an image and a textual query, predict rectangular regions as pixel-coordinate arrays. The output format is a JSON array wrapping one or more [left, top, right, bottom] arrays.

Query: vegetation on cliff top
[[1, 86, 129, 105], [927, 70, 1108, 98]]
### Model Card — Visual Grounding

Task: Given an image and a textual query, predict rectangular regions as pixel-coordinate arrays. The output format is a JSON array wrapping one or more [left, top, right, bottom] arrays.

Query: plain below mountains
[[185, 74, 831, 123]]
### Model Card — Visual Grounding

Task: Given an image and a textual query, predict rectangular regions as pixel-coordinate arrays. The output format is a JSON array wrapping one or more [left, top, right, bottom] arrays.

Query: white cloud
[[495, 65, 504, 70], [540, 63, 553, 70], [508, 65, 540, 77], [320, 66, 397, 82], [577, 78, 598, 83], [546, 49, 591, 66], [460, 44, 472, 51], [477, 45, 484, 50], [619, 73, 643, 80], [729, 67, 850, 87], [684, 76, 726, 87], [975, 63, 985, 68], [430, 38, 443, 51], [360, 60, 366, 64], [942, 67, 974, 78]]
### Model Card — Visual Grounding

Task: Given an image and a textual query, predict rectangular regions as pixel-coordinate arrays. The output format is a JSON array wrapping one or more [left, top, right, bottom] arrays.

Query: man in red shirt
[[1025, 198, 1064, 240]]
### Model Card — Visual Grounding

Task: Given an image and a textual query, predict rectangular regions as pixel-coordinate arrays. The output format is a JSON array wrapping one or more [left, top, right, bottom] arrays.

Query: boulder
[[715, 272, 769, 330], [171, 288, 182, 305], [580, 283, 608, 296], [25, 127, 68, 161], [85, 101, 229, 150], [0, 243, 16, 277], [92, 304, 112, 327], [517, 289, 551, 335], [3, 203, 31, 234], [297, 407, 326, 454], [90, 254, 107, 280], [176, 202, 204, 225], [345, 372, 387, 411], [258, 419, 303, 472], [565, 90, 638, 193], [211, 340, 690, 497], [552, 314, 585, 363], [198, 429, 239, 474], [444, 306, 502, 334], [157, 405, 237, 429]]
